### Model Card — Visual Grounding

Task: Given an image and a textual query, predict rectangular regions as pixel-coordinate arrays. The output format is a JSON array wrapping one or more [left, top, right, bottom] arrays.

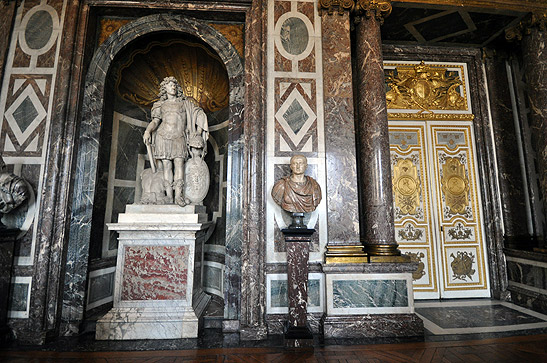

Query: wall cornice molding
[[393, 0, 547, 12]]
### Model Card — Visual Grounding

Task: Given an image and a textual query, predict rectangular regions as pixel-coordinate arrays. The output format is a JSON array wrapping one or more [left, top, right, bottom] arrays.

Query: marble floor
[[1, 298, 547, 353], [415, 299, 547, 341]]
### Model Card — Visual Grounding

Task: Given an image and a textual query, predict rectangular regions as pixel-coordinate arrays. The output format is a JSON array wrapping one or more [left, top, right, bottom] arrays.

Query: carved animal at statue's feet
[[140, 168, 171, 204]]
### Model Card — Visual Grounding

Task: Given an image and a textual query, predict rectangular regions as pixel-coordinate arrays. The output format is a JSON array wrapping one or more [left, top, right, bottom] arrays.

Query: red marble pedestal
[[96, 205, 211, 340], [282, 228, 315, 346]]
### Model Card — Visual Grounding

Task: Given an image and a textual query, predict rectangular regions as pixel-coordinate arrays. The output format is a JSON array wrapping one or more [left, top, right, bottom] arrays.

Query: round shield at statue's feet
[[184, 157, 210, 205]]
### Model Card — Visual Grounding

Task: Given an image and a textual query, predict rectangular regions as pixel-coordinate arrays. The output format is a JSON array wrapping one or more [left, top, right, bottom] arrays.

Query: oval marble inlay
[[280, 17, 309, 56], [24, 10, 53, 50]]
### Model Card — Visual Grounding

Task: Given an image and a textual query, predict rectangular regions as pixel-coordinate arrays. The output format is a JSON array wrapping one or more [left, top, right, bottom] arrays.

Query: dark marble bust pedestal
[[0, 227, 18, 343], [281, 227, 315, 347]]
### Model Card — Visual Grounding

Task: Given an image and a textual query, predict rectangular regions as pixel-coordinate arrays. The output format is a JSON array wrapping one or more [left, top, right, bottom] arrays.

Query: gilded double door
[[389, 121, 490, 299]]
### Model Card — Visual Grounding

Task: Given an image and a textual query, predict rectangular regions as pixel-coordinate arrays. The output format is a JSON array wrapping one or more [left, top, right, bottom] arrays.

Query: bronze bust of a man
[[271, 155, 321, 213]]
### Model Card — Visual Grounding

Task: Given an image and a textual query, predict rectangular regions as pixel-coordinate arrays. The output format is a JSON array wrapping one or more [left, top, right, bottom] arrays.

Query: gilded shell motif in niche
[[116, 39, 229, 113]]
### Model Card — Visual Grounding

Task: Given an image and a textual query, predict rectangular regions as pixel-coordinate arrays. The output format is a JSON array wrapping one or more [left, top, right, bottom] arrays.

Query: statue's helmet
[[188, 133, 205, 149]]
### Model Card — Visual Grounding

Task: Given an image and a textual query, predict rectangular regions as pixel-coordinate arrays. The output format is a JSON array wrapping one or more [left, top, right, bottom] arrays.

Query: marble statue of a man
[[271, 155, 321, 213], [143, 76, 209, 206]]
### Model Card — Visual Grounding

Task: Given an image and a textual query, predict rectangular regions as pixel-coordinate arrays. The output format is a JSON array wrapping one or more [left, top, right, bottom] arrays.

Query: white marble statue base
[[95, 204, 211, 340], [96, 291, 210, 340]]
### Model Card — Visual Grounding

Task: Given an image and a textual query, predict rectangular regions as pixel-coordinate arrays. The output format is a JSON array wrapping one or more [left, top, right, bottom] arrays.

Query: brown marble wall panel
[[484, 52, 528, 239], [298, 51, 315, 73], [239, 0, 268, 339], [522, 27, 547, 240], [297, 1, 314, 21], [36, 47, 56, 69], [274, 0, 290, 24], [29, 0, 82, 340], [321, 12, 359, 245], [275, 47, 292, 72], [13, 49, 31, 68], [0, 1, 16, 84]]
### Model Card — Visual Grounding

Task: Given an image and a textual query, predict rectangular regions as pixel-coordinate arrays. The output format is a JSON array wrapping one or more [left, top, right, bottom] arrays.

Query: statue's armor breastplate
[[157, 101, 187, 139]]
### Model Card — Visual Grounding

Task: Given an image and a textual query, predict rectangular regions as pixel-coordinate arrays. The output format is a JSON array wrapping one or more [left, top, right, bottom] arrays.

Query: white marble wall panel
[[266, 0, 327, 264], [0, 0, 67, 268]]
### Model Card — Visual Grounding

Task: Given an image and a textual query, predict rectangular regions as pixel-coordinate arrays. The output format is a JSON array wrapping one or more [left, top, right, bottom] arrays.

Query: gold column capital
[[506, 12, 547, 42], [354, 0, 392, 24], [318, 0, 392, 23], [318, 0, 355, 15]]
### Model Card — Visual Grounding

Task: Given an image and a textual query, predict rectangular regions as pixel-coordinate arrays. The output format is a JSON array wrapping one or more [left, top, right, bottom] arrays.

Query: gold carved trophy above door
[[386, 61, 490, 299]]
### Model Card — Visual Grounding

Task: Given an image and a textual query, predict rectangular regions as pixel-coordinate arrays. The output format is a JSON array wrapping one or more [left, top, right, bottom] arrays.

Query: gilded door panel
[[389, 123, 439, 299], [429, 123, 490, 298]]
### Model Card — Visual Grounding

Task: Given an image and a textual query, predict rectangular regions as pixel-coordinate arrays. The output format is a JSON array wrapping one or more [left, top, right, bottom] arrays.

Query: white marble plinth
[[96, 293, 210, 340], [96, 205, 212, 340]]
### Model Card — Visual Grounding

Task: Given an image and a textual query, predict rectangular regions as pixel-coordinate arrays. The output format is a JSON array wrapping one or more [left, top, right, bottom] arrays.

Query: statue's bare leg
[[174, 157, 186, 207], [162, 159, 174, 203]]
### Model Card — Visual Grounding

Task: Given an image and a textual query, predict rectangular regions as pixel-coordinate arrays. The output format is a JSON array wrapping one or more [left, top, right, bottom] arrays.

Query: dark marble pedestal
[[322, 263, 424, 339], [0, 227, 18, 343], [282, 227, 315, 347]]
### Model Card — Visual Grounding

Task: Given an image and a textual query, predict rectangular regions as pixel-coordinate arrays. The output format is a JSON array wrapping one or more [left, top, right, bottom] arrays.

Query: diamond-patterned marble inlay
[[5, 85, 46, 144], [275, 88, 316, 146], [12, 97, 39, 134], [283, 98, 309, 134]]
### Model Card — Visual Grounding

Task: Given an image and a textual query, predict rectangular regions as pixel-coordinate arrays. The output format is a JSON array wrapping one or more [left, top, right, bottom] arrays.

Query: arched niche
[[67, 14, 243, 320]]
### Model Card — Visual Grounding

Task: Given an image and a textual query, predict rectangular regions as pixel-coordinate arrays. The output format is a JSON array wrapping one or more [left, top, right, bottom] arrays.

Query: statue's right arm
[[143, 118, 160, 145]]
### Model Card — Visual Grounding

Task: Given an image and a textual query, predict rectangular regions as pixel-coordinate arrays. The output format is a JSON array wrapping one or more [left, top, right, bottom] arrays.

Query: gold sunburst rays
[[115, 39, 229, 113]]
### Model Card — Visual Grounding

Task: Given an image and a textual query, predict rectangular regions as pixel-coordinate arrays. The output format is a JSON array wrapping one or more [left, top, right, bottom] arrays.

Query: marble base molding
[[0, 228, 17, 342], [96, 205, 212, 340], [322, 263, 424, 338], [323, 314, 423, 339]]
